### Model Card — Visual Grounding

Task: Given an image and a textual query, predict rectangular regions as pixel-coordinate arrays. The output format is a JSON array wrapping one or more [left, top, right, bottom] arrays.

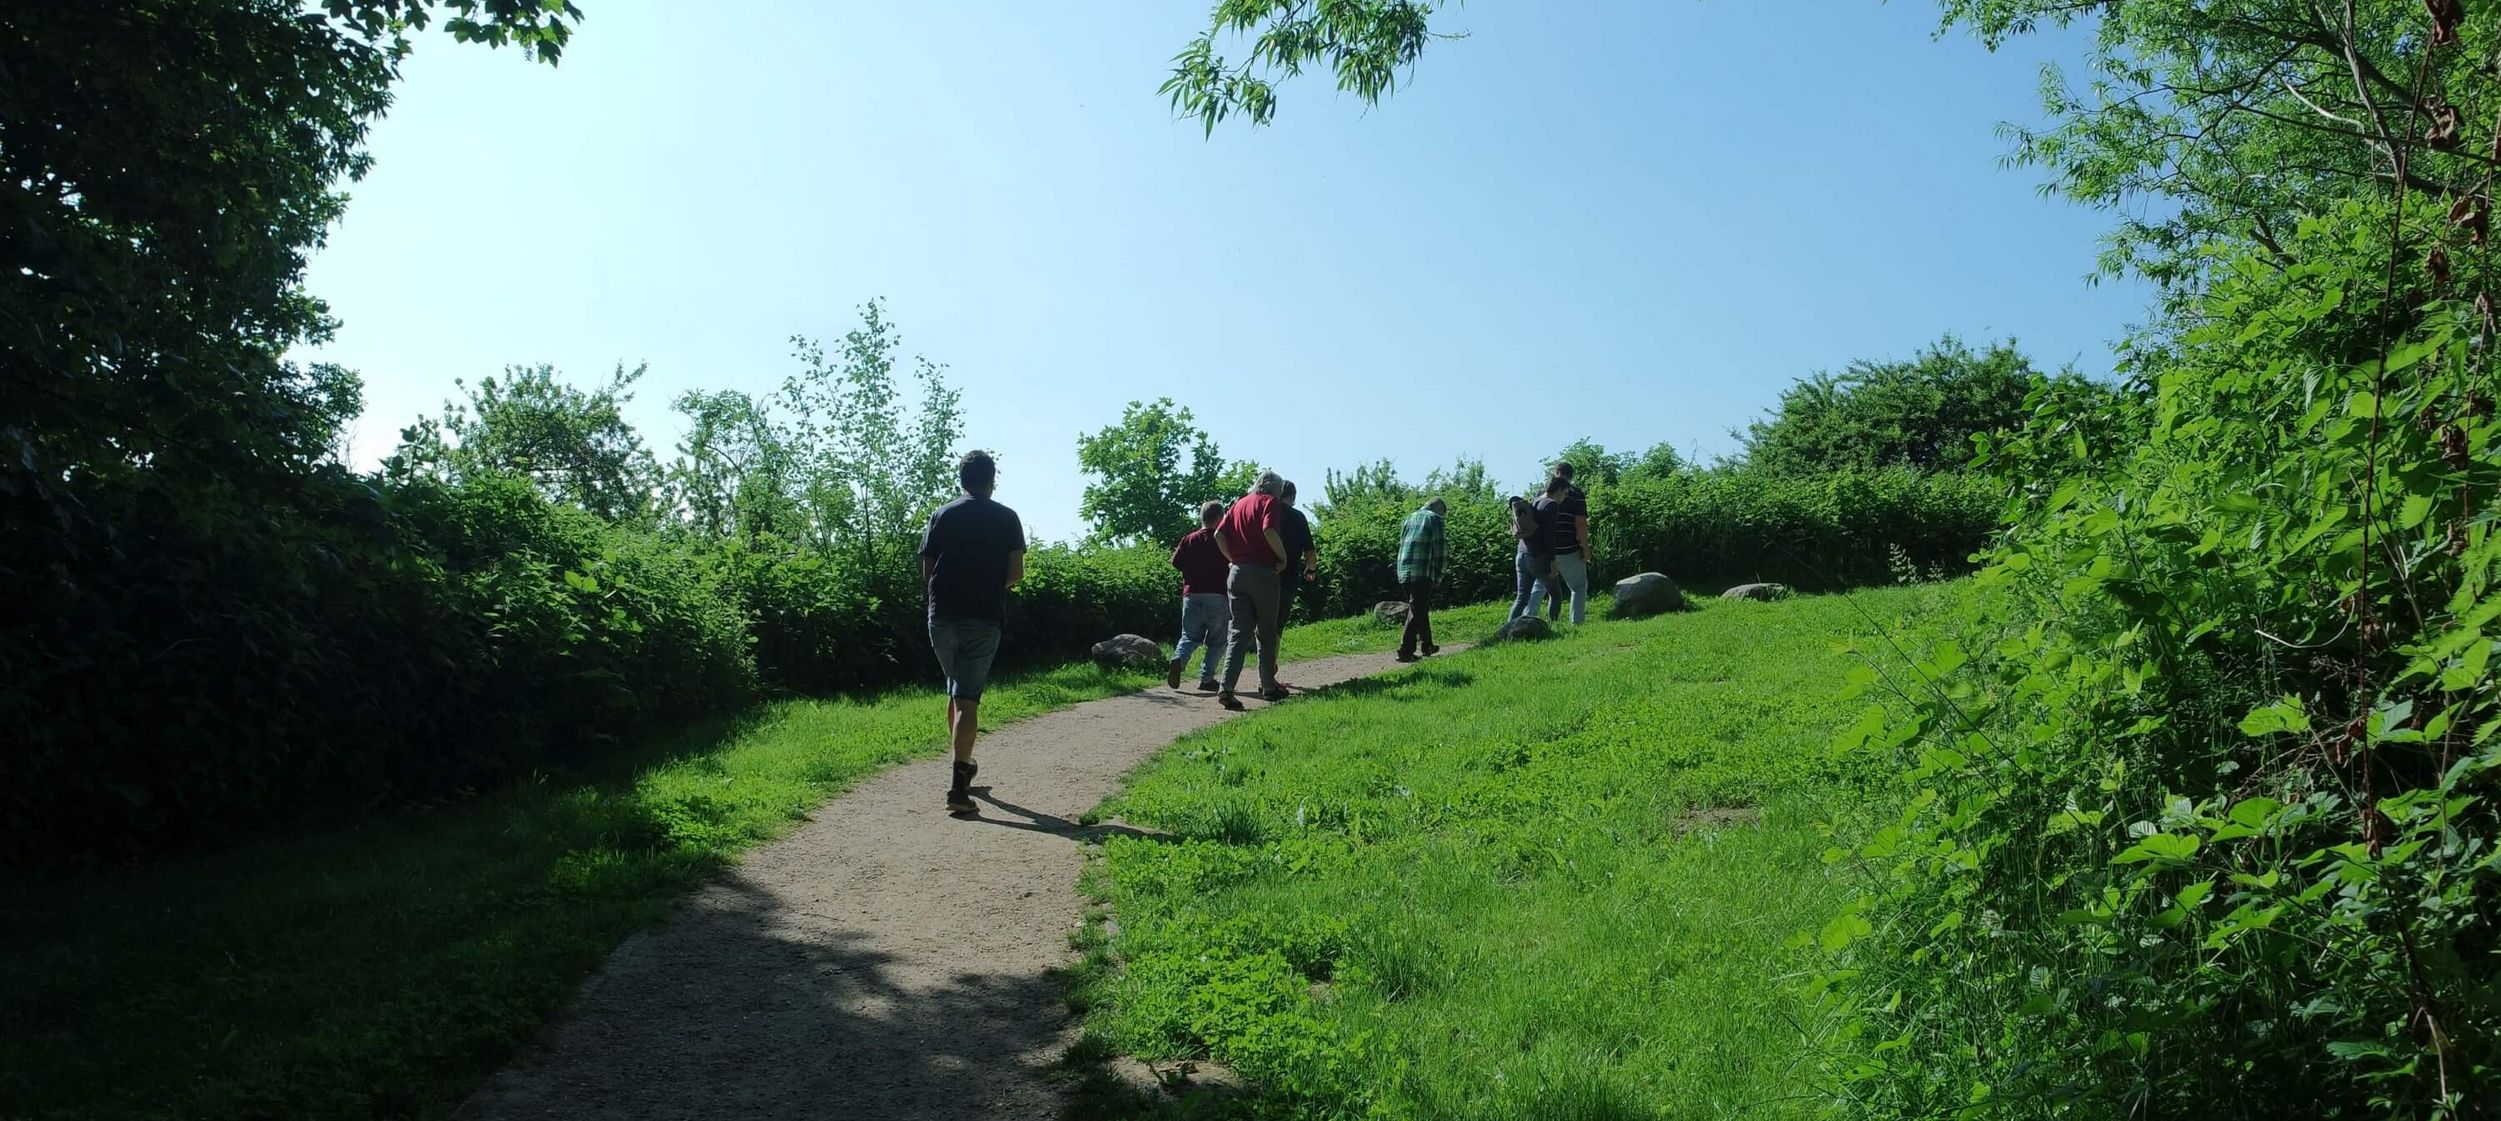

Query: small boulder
[[1612, 572, 1688, 618], [1373, 600, 1411, 627], [1485, 615, 1555, 644], [1720, 582, 1793, 602], [1091, 634, 1164, 668]]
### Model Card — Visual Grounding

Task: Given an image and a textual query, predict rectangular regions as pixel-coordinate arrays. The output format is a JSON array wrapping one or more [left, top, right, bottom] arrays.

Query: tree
[[1942, 0, 2501, 298], [669, 388, 795, 540], [1736, 336, 2088, 475], [3, 1, 580, 504], [776, 300, 966, 568], [1162, 0, 1450, 133], [1075, 398, 1255, 545], [391, 362, 661, 522]]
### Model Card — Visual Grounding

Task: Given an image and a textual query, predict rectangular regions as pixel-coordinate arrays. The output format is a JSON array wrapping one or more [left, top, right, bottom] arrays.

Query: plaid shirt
[[1395, 507, 1446, 584]]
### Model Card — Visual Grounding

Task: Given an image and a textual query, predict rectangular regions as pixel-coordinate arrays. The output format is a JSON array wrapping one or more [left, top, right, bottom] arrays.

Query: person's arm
[[1215, 530, 1237, 564], [1006, 549, 1025, 588], [1429, 518, 1448, 582], [922, 556, 936, 585], [1171, 537, 1189, 571], [1265, 527, 1289, 571], [1575, 512, 1590, 552]]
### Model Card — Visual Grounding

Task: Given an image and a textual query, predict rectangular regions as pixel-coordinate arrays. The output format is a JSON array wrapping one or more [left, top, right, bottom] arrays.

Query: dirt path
[[457, 649, 1435, 1121]]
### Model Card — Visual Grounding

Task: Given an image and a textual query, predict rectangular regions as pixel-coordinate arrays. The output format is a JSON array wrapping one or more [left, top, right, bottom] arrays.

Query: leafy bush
[[1011, 543, 1174, 664], [1828, 214, 2501, 1117], [1736, 336, 2110, 475], [1300, 463, 2002, 618]]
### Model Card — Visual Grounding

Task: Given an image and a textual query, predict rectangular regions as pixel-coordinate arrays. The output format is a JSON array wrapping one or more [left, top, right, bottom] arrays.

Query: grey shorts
[[928, 615, 1002, 701]]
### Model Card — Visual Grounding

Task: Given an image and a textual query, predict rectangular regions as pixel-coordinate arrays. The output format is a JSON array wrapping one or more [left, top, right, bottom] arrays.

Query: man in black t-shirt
[[1273, 481, 1317, 689], [1276, 480, 1316, 622], [1542, 461, 1590, 624], [919, 450, 1026, 813]]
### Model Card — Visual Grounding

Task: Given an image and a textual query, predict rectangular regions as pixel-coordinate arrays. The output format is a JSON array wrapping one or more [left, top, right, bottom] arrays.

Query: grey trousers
[[1221, 563, 1282, 694]]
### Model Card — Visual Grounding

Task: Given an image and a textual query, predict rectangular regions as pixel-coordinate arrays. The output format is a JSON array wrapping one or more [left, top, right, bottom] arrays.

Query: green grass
[[3, 619, 1376, 1121], [1068, 584, 1958, 1120]]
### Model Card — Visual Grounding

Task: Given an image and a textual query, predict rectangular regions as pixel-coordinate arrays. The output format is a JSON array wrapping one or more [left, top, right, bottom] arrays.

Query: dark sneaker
[[1196, 679, 1220, 693], [1166, 658, 1184, 691], [1422, 644, 1441, 656], [1395, 651, 1420, 663], [1217, 692, 1245, 711], [948, 761, 979, 812], [1259, 686, 1290, 702]]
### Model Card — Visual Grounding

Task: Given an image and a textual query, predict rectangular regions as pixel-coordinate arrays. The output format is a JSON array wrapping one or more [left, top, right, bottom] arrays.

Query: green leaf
[[2113, 833, 2199, 865], [2239, 697, 2308, 737], [1819, 910, 1874, 953]]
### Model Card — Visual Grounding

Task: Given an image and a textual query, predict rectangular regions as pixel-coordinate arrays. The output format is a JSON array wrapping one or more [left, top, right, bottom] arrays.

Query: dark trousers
[[1399, 579, 1436, 656]]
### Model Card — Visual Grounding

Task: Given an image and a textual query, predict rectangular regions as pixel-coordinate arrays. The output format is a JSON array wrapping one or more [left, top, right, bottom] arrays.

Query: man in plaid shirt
[[1394, 498, 1447, 662]]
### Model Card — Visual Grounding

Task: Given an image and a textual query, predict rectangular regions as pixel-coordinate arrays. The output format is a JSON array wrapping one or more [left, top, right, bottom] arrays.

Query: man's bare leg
[[950, 697, 980, 763]]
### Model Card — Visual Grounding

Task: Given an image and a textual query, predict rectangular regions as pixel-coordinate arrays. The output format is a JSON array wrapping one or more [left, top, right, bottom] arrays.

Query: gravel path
[[457, 649, 1433, 1121]]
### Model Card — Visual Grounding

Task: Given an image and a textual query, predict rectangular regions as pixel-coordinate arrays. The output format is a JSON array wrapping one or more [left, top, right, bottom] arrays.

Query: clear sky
[[303, 0, 2149, 543]]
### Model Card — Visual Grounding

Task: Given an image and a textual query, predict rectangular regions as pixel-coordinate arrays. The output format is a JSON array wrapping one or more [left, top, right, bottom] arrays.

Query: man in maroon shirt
[[1167, 500, 1232, 692], [1214, 471, 1292, 710]]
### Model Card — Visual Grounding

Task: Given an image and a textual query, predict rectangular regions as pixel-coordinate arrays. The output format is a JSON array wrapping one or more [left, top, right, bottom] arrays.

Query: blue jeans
[[1173, 592, 1229, 683], [928, 615, 1002, 700], [1551, 551, 1589, 624], [1511, 548, 1554, 620]]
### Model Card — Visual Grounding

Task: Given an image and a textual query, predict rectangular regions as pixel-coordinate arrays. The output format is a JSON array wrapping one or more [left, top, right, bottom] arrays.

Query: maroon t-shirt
[[1218, 493, 1283, 567], [1171, 528, 1230, 595]]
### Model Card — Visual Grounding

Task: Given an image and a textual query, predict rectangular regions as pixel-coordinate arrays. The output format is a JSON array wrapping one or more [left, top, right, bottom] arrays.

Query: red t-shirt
[[1170, 528, 1230, 595], [1218, 493, 1283, 567]]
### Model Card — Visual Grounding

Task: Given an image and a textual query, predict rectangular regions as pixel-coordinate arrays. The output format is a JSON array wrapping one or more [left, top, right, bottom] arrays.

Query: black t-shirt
[[1539, 487, 1587, 556], [919, 495, 1025, 622], [1277, 506, 1314, 575]]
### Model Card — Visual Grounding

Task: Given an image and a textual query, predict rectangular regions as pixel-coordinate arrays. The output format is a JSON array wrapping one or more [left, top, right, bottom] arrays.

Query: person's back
[[1215, 475, 1292, 709], [1394, 499, 1447, 661], [1167, 504, 1233, 691], [1220, 491, 1283, 567], [924, 495, 1023, 623], [1509, 492, 1557, 621], [919, 450, 1025, 812], [1536, 469, 1590, 624]]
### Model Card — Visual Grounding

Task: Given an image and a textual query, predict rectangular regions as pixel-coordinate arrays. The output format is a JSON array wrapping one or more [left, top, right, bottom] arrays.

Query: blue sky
[[304, 0, 2148, 542]]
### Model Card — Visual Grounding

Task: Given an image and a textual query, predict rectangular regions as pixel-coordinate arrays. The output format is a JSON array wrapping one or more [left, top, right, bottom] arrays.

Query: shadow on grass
[[1309, 665, 1476, 701]]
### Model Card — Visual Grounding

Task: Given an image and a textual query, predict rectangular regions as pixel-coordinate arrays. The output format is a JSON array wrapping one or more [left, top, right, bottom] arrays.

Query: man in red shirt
[[1214, 471, 1292, 710], [1167, 500, 1232, 692]]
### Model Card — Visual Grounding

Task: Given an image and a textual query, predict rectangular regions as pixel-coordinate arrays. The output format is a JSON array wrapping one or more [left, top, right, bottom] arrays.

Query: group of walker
[[912, 450, 1591, 814]]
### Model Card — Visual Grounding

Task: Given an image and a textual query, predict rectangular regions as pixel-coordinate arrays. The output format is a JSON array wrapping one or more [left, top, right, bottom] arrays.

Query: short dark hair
[[1545, 475, 1571, 497], [958, 450, 997, 494], [1551, 461, 1576, 481], [1198, 499, 1226, 523], [1280, 480, 1298, 504]]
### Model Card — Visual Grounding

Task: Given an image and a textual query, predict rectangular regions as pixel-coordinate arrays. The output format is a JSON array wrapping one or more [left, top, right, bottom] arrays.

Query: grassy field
[[1067, 584, 1956, 1120], [0, 605, 1502, 1121]]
